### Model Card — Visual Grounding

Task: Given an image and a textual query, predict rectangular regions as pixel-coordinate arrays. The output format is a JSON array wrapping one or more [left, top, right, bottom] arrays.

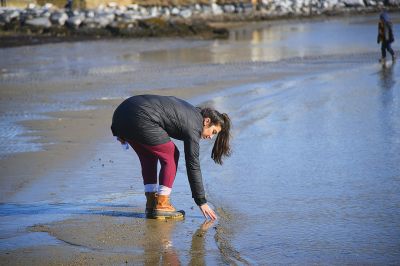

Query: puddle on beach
[[1, 13, 400, 264]]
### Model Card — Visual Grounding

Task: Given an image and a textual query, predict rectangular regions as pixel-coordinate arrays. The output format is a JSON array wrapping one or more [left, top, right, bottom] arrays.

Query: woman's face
[[201, 118, 222, 139]]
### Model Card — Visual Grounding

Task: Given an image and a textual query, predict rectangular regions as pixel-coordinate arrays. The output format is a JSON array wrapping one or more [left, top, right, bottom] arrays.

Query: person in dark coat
[[111, 95, 232, 220], [377, 11, 396, 63]]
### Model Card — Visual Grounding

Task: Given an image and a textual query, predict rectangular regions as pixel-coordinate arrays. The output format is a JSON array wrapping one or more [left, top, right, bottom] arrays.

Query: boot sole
[[153, 210, 185, 220], [145, 209, 155, 219]]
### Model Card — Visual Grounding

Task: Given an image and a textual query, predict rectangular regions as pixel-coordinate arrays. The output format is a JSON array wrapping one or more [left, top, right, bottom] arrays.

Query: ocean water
[[201, 14, 400, 264], [203, 60, 400, 264]]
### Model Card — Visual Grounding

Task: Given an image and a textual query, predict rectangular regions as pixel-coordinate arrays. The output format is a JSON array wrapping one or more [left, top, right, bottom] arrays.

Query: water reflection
[[143, 219, 180, 265], [189, 220, 215, 265], [379, 61, 396, 90], [377, 61, 397, 141], [136, 22, 313, 64], [133, 15, 385, 65], [143, 220, 214, 265]]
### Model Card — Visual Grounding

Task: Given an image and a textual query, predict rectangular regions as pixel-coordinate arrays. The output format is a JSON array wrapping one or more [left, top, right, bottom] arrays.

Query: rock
[[180, 9, 192, 18], [103, 7, 113, 13], [107, 21, 138, 36], [223, 4, 236, 13], [387, 0, 400, 5], [292, 0, 304, 10], [161, 7, 171, 18], [113, 9, 124, 17], [96, 4, 105, 11], [25, 17, 51, 28], [202, 5, 213, 16], [70, 10, 81, 16], [126, 4, 139, 11], [43, 3, 54, 10], [27, 3, 36, 9], [149, 6, 160, 17], [66, 14, 84, 28], [85, 17, 107, 28], [40, 10, 52, 18], [0, 9, 20, 24], [334, 2, 346, 7], [211, 3, 223, 15], [20, 10, 38, 24], [86, 10, 95, 18], [50, 11, 68, 25], [119, 12, 139, 23], [83, 11, 115, 28], [242, 3, 254, 13], [118, 5, 127, 12], [341, 0, 365, 6], [171, 7, 180, 16], [324, 0, 340, 8], [194, 4, 202, 11], [364, 0, 377, 6], [139, 6, 149, 16], [107, 2, 118, 9], [140, 17, 167, 28], [104, 12, 116, 21]]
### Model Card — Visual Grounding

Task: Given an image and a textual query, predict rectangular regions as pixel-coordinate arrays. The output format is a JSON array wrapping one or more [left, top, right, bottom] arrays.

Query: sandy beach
[[1, 13, 400, 264]]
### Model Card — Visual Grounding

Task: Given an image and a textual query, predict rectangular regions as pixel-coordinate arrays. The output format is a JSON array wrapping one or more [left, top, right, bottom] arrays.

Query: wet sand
[[1, 13, 400, 265], [0, 53, 292, 265], [0, 61, 297, 265], [3, 214, 219, 265], [0, 40, 310, 263]]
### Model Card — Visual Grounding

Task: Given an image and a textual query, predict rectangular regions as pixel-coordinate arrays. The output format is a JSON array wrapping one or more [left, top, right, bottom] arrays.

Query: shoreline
[[0, 18, 229, 48], [1, 7, 399, 48]]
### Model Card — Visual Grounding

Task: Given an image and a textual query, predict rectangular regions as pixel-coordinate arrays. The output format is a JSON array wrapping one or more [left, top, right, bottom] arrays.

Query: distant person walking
[[377, 11, 396, 63], [111, 95, 232, 220]]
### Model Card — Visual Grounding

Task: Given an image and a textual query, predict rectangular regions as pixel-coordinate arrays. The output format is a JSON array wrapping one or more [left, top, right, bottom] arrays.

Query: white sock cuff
[[158, 185, 172, 195], [144, 184, 158, 193]]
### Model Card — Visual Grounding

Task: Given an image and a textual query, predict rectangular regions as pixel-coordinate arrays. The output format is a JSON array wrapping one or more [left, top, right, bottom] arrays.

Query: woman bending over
[[111, 94, 231, 220]]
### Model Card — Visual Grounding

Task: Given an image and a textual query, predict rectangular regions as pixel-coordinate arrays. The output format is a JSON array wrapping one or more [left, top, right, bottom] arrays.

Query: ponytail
[[200, 108, 232, 165]]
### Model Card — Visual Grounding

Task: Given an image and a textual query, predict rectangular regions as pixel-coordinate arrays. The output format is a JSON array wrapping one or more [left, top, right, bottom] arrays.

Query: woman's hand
[[200, 220, 215, 231], [199, 203, 217, 220]]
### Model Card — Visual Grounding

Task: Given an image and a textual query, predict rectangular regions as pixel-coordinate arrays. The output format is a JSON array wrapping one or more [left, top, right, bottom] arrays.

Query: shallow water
[[0, 15, 377, 159], [1, 13, 400, 264], [204, 62, 400, 264]]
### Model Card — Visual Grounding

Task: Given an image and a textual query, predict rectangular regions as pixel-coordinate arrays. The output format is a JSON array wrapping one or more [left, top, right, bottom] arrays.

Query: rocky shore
[[1, 0, 399, 47]]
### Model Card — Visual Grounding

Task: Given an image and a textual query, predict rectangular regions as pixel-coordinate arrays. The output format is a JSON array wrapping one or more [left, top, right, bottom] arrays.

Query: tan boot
[[145, 192, 156, 218], [153, 194, 184, 220]]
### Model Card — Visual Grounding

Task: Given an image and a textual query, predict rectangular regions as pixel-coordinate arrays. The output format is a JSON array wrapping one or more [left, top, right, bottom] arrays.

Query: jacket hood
[[380, 12, 390, 22]]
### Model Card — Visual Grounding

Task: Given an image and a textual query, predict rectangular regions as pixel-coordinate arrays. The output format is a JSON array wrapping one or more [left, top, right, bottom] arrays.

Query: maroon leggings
[[127, 140, 180, 188]]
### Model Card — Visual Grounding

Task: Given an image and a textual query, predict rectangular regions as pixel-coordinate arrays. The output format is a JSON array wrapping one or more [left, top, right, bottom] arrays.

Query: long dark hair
[[200, 107, 232, 165]]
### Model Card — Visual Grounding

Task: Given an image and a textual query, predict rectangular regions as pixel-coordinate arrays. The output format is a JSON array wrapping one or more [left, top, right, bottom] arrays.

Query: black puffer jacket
[[111, 95, 206, 205]]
